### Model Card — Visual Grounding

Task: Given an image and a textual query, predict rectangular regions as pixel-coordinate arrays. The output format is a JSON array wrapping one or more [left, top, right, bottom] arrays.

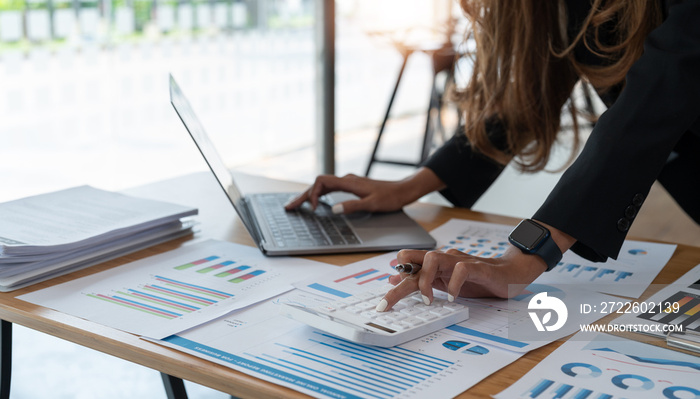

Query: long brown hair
[[455, 0, 662, 172]]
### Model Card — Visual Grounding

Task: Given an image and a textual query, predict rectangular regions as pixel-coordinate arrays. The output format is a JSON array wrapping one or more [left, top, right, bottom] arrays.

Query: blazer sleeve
[[533, 0, 700, 262], [422, 122, 507, 208]]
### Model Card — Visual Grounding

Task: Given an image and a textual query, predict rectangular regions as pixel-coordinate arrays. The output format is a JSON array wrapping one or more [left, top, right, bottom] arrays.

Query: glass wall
[[1, 0, 453, 201]]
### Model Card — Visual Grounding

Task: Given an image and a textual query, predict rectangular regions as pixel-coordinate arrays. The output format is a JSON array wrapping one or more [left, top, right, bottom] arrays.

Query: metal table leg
[[0, 320, 11, 399], [161, 372, 188, 399]]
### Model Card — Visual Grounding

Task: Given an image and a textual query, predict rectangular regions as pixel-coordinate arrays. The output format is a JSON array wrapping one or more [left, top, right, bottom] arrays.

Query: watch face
[[510, 220, 549, 251]]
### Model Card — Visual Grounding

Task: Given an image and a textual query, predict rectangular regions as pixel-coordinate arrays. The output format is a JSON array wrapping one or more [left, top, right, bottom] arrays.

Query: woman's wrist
[[396, 167, 447, 204]]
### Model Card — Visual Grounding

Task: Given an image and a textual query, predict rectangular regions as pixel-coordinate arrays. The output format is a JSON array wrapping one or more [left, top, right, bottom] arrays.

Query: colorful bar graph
[[639, 291, 700, 332], [144, 285, 217, 306], [197, 260, 235, 274], [230, 270, 265, 283], [334, 268, 378, 283], [154, 275, 234, 300], [122, 289, 200, 312], [174, 256, 219, 270], [215, 265, 251, 278], [358, 273, 390, 285], [88, 293, 183, 319]]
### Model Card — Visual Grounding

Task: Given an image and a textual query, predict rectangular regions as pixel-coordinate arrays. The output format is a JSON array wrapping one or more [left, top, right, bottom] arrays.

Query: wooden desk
[[1, 171, 698, 399]]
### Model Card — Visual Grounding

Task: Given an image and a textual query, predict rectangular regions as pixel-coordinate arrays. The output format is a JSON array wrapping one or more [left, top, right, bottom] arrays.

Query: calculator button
[[330, 301, 348, 309], [344, 306, 362, 314], [356, 302, 376, 311], [385, 312, 407, 321], [355, 292, 377, 301], [402, 317, 425, 327], [428, 307, 452, 316], [360, 311, 378, 319], [416, 313, 438, 322], [389, 323, 409, 331], [399, 308, 423, 316], [368, 297, 382, 306], [376, 316, 394, 324], [442, 303, 466, 311], [317, 305, 337, 313], [340, 298, 361, 306]]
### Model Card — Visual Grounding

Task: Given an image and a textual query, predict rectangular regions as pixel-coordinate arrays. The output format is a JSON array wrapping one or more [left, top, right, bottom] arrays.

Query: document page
[[19, 240, 331, 339], [0, 186, 197, 255], [495, 331, 700, 399], [155, 290, 524, 399]]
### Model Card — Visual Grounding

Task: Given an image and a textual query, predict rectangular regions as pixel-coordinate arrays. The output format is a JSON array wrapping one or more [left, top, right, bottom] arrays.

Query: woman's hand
[[284, 168, 446, 214], [376, 222, 575, 311]]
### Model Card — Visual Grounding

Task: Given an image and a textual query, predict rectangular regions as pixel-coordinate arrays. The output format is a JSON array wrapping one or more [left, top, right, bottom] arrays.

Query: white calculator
[[280, 287, 469, 347]]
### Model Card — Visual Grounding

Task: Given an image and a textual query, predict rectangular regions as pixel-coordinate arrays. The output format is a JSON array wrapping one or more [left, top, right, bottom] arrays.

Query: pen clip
[[666, 329, 700, 354]]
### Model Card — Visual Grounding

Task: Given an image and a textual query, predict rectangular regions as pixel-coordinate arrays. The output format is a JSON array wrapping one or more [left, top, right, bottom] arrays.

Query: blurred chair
[[364, 20, 463, 176]]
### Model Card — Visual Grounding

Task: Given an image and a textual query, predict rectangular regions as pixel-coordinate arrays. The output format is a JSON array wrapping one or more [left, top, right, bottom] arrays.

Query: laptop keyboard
[[255, 194, 361, 247]]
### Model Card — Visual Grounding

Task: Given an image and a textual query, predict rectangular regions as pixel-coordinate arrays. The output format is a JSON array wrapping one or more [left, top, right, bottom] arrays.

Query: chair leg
[[421, 74, 442, 163], [161, 373, 188, 399], [365, 50, 412, 177], [0, 320, 11, 399]]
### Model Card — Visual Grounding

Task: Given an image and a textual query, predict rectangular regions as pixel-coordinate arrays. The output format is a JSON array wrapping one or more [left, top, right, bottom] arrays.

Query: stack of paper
[[0, 186, 198, 291]]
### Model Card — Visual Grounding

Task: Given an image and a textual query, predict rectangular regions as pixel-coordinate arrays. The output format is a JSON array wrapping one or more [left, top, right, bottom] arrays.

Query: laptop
[[169, 74, 436, 255]]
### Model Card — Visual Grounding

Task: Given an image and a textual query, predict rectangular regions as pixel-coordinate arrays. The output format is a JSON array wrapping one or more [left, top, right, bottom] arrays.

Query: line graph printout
[[495, 331, 700, 399], [19, 239, 330, 339], [155, 290, 524, 399], [431, 219, 676, 298]]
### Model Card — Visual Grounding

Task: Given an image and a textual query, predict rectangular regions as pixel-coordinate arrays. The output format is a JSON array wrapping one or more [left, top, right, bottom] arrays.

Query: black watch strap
[[535, 234, 563, 272]]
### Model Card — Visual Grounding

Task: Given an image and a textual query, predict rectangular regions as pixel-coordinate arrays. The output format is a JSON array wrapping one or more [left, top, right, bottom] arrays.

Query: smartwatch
[[508, 219, 562, 271]]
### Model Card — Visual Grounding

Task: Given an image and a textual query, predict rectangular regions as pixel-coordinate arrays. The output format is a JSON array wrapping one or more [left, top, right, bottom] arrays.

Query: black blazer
[[423, 0, 700, 262]]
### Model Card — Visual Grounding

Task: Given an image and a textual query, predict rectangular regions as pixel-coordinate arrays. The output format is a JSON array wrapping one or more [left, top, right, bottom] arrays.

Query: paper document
[[432, 219, 676, 298], [0, 185, 197, 256], [495, 331, 700, 399], [19, 240, 331, 339], [155, 290, 524, 399]]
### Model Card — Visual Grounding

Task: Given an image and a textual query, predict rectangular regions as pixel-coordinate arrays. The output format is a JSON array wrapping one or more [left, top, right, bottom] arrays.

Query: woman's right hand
[[284, 168, 446, 215]]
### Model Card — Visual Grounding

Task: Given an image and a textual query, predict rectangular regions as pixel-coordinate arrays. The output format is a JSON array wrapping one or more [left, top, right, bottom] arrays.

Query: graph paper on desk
[[19, 239, 329, 339]]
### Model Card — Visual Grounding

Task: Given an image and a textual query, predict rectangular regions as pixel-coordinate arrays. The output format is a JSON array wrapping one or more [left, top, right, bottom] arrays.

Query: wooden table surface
[[1, 171, 698, 398]]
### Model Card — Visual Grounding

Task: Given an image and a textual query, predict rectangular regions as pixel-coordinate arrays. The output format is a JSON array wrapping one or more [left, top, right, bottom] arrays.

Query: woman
[[285, 0, 700, 311]]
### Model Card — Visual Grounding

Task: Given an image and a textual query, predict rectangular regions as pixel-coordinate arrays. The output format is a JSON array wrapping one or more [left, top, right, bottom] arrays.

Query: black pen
[[394, 263, 422, 274]]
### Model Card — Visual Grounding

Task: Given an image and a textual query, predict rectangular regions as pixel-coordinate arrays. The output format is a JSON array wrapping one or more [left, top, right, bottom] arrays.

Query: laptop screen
[[168, 74, 258, 239]]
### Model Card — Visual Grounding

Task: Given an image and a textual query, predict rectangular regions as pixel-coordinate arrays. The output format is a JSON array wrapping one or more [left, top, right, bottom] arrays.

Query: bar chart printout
[[19, 240, 330, 339], [158, 292, 524, 399], [495, 332, 700, 399], [295, 251, 399, 299], [637, 291, 700, 332], [614, 265, 700, 337]]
